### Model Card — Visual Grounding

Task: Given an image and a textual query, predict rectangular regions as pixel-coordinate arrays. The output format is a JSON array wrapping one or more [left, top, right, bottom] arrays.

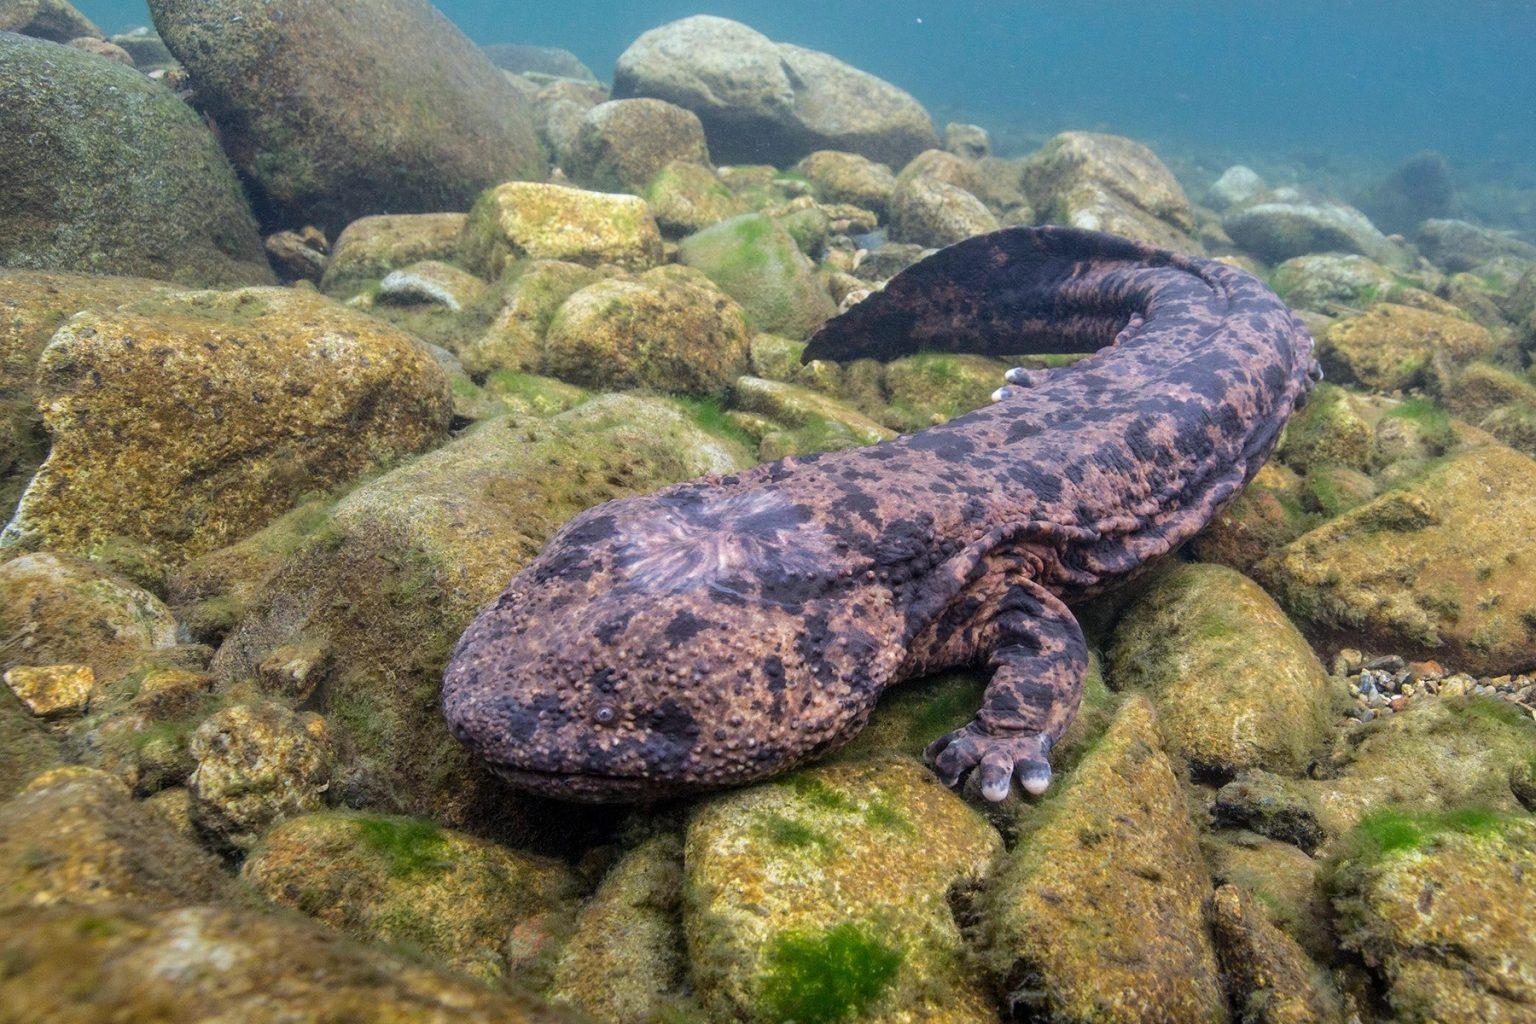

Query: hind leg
[[925, 579, 1087, 801]]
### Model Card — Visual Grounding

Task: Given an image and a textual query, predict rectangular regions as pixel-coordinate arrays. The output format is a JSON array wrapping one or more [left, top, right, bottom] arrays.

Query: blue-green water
[[78, 0, 1536, 178]]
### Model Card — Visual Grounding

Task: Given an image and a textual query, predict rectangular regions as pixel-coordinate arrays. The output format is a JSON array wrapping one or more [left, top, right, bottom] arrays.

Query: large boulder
[[482, 42, 597, 83], [1022, 131, 1201, 252], [678, 213, 836, 337], [1, 287, 452, 566], [1224, 188, 1411, 268], [563, 98, 711, 194], [1415, 218, 1536, 273], [0, 33, 270, 286], [1257, 444, 1536, 675], [1355, 151, 1456, 237], [613, 16, 936, 168], [1319, 302, 1494, 392], [147, 0, 547, 234], [0, 0, 99, 41]]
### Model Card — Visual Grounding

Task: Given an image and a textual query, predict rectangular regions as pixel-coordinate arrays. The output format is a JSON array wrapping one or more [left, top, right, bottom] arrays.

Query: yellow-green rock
[[1189, 463, 1312, 572], [882, 352, 1012, 430], [0, 902, 580, 1023], [1209, 883, 1344, 1024], [889, 176, 998, 248], [1109, 563, 1333, 778], [1268, 253, 1415, 313], [1275, 382, 1376, 473], [679, 213, 837, 338], [564, 98, 711, 194], [730, 375, 895, 458], [795, 150, 898, 215], [0, 685, 62, 800], [1327, 809, 1536, 1023], [1299, 463, 1376, 517], [983, 697, 1225, 1024], [1206, 831, 1336, 962], [320, 212, 469, 297], [243, 810, 580, 982], [542, 266, 752, 395], [2, 287, 452, 566], [461, 260, 611, 377], [685, 755, 1002, 1024], [1022, 132, 1200, 252], [1257, 444, 1536, 675], [644, 159, 744, 236], [0, 766, 231, 911], [1320, 302, 1494, 392], [460, 181, 664, 278], [2, 663, 94, 720]]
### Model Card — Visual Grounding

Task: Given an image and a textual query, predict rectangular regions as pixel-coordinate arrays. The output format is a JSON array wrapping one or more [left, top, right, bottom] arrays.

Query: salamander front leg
[[925, 580, 1087, 801]]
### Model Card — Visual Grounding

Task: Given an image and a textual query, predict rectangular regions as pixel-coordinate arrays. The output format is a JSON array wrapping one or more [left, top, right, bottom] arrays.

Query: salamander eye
[[593, 705, 616, 726]]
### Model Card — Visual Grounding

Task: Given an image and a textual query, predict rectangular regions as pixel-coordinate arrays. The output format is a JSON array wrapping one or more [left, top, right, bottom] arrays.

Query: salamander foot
[[925, 721, 1053, 801]]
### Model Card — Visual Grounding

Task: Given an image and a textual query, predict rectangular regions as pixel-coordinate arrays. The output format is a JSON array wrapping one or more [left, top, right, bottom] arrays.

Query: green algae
[[757, 923, 904, 1024], [354, 816, 450, 877]]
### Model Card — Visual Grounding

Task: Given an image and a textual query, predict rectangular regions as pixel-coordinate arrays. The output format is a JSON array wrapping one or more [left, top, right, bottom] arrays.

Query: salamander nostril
[[594, 705, 616, 726]]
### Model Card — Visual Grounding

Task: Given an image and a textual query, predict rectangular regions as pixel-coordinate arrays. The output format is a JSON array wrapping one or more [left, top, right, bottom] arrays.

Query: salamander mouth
[[490, 763, 707, 804]]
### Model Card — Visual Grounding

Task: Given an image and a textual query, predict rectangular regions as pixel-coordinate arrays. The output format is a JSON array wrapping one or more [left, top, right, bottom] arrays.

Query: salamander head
[[442, 487, 893, 802]]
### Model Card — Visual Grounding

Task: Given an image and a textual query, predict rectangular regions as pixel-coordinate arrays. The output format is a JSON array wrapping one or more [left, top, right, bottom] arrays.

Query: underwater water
[[4, 1, 1536, 1022]]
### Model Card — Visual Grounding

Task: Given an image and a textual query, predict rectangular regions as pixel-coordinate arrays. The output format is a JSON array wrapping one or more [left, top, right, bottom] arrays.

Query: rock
[[550, 834, 687, 1023], [0, 33, 270, 286], [889, 176, 999, 248], [377, 260, 487, 313], [0, 766, 231, 910], [1209, 884, 1345, 1024], [794, 150, 898, 215], [730, 376, 895, 458], [108, 25, 171, 65], [2, 287, 452, 566], [1327, 809, 1536, 1022], [187, 700, 331, 852], [460, 181, 663, 278], [1415, 217, 1536, 272], [1372, 396, 1457, 465], [149, 0, 546, 234], [1207, 832, 1335, 962], [263, 229, 328, 283], [984, 697, 1226, 1024], [943, 122, 991, 160], [643, 160, 744, 236], [1268, 253, 1413, 313], [1355, 151, 1456, 237], [613, 15, 936, 167], [1275, 382, 1377, 474], [971, 156, 1033, 219], [1320, 302, 1494, 392], [1300, 463, 1376, 517], [462, 260, 608, 376], [1109, 562, 1333, 778], [685, 756, 1001, 1024], [320, 213, 468, 297], [1224, 188, 1411, 268], [0, 686, 62, 800], [1189, 463, 1312, 572], [529, 78, 609, 163], [678, 213, 836, 337], [563, 98, 710, 194], [482, 42, 597, 82], [0, 0, 98, 41], [66, 35, 131, 63], [1208, 165, 1266, 210], [542, 266, 751, 395], [882, 352, 1013, 430], [0, 553, 177, 680], [0, 902, 580, 1022], [1258, 444, 1536, 675], [243, 810, 579, 982], [203, 397, 748, 838], [2, 664, 94, 720], [1212, 771, 1328, 854], [1022, 131, 1200, 251]]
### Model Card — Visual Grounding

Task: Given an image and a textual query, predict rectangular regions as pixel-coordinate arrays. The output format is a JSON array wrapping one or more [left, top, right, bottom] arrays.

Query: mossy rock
[[319, 213, 469, 298], [0, 766, 232, 912], [0, 685, 62, 801], [1373, 396, 1456, 465], [794, 151, 897, 216], [729, 375, 895, 459], [204, 397, 749, 841], [1108, 562, 1333, 779], [243, 810, 580, 982], [1445, 361, 1536, 420], [148, 0, 546, 235], [462, 260, 610, 377], [880, 352, 1011, 430], [644, 160, 744, 237], [685, 756, 1001, 1024], [549, 834, 689, 1023], [1, 287, 452, 567], [1224, 188, 1410, 268], [1205, 831, 1336, 963], [1320, 302, 1494, 393], [1299, 463, 1376, 517], [889, 176, 998, 248], [542, 266, 751, 396], [1256, 444, 1536, 675], [1326, 809, 1536, 1023], [1189, 463, 1314, 572], [1021, 131, 1200, 252], [460, 181, 663, 278], [1209, 883, 1345, 1024], [0, 902, 581, 1022], [0, 0, 100, 41], [0, 33, 270, 286], [983, 697, 1226, 1024], [1268, 253, 1417, 313], [1276, 382, 1376, 474], [564, 98, 710, 194], [679, 213, 837, 338]]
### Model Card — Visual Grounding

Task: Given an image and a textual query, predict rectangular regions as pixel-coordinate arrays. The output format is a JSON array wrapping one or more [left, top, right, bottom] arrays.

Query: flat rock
[[1320, 302, 1494, 392]]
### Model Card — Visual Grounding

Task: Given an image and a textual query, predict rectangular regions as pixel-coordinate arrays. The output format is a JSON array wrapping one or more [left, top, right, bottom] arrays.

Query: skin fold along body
[[442, 225, 1320, 804]]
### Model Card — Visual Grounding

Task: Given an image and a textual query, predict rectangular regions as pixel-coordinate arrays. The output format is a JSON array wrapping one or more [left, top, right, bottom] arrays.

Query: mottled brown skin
[[443, 227, 1319, 803]]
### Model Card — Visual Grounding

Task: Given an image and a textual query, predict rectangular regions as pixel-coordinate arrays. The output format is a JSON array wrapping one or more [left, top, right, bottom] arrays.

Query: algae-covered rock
[[1224, 188, 1411, 268], [1022, 131, 1200, 252], [243, 810, 579, 982], [1327, 809, 1536, 1023], [542, 266, 751, 395], [643, 160, 744, 236], [1299, 463, 1376, 517], [795, 150, 898, 215], [564, 98, 711, 194], [187, 700, 331, 852], [0, 766, 231, 911], [1275, 382, 1377, 473], [1209, 883, 1345, 1024], [0, 902, 580, 1023], [549, 834, 687, 1023], [206, 398, 748, 838], [1321, 302, 1494, 392], [376, 260, 486, 313], [1206, 831, 1335, 962], [0, 553, 177, 680], [1189, 463, 1312, 572], [1416, 217, 1536, 272], [0, 0, 99, 40], [0, 33, 269, 286], [148, 0, 546, 234], [1108, 563, 1333, 779], [1211, 771, 1329, 854], [1257, 444, 1536, 675], [730, 375, 895, 458], [0, 686, 62, 800], [462, 260, 609, 377], [1268, 253, 1415, 313], [679, 213, 837, 337], [889, 176, 999, 248], [460, 181, 663, 278], [2, 287, 452, 566], [320, 213, 469, 297], [881, 352, 1012, 430], [984, 697, 1226, 1024], [685, 756, 1001, 1024], [3, 663, 94, 720], [614, 15, 936, 168]]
